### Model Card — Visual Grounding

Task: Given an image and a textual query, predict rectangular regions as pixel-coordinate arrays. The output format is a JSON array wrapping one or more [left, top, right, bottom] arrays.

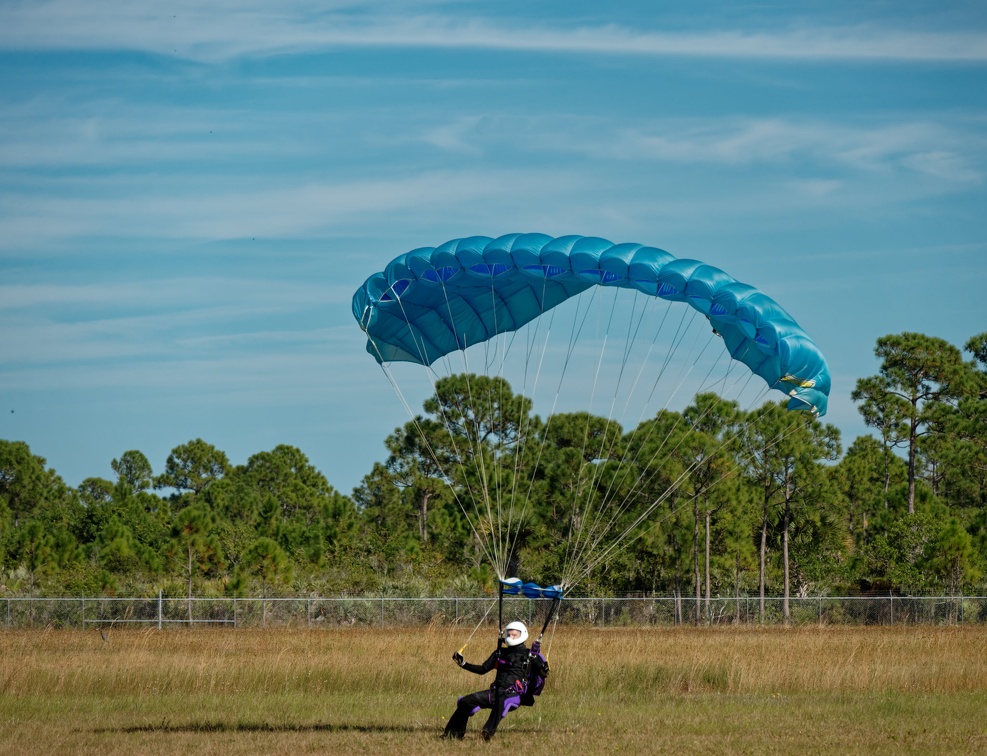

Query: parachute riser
[[536, 595, 562, 644], [498, 579, 506, 651]]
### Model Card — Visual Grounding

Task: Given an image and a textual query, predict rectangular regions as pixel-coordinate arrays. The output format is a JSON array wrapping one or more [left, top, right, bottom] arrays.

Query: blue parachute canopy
[[352, 233, 830, 416], [500, 577, 564, 600]]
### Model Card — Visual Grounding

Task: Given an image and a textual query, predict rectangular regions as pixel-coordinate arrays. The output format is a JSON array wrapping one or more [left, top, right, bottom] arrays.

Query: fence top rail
[[4, 595, 986, 602]]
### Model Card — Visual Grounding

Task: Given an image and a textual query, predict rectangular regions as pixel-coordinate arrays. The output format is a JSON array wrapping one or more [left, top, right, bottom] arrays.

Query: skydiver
[[442, 620, 547, 741]]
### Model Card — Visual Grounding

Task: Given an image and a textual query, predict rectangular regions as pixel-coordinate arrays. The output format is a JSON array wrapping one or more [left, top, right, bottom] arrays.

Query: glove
[[530, 641, 541, 655], [453, 652, 465, 667]]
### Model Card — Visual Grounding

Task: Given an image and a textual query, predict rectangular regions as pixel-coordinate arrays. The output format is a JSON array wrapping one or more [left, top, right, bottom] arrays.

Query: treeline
[[1, 332, 984, 609]]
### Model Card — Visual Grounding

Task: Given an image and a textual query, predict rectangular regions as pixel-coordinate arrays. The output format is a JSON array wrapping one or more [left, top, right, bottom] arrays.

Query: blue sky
[[1, 1, 985, 496]]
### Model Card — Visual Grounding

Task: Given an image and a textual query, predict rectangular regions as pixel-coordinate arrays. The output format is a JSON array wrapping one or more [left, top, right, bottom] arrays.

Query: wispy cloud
[[494, 115, 987, 185], [2, 2, 985, 63], [3, 106, 981, 249], [0, 276, 342, 311], [397, 114, 987, 192], [0, 168, 572, 248]]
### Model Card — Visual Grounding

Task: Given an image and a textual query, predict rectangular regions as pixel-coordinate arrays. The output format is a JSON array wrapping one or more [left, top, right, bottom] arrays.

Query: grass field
[[2, 624, 986, 754]]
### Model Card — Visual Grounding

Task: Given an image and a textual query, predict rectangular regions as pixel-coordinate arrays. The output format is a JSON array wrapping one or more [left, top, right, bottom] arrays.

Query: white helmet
[[504, 621, 528, 647]]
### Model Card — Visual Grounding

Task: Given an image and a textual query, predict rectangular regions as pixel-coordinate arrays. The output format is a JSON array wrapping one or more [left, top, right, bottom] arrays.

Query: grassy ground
[[2, 625, 986, 754]]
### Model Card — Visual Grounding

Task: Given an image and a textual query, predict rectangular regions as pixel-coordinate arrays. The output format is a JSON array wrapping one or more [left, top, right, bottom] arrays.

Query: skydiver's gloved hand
[[530, 641, 541, 655], [453, 652, 465, 667]]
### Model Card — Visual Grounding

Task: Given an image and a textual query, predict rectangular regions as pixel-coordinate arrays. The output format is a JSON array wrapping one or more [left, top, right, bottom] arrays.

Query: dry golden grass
[[2, 625, 986, 754]]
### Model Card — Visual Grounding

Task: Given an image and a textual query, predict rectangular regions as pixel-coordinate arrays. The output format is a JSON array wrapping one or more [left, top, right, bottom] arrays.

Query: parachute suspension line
[[501, 277, 592, 589], [448, 340, 501, 576], [476, 278, 538, 581], [482, 278, 532, 580], [416, 280, 507, 579], [475, 282, 504, 577], [640, 304, 705, 414], [493, 309, 524, 558], [572, 301, 703, 543], [585, 286, 630, 470], [488, 279, 514, 580], [560, 311, 786, 592], [430, 349, 502, 570], [575, 287, 621, 500], [564, 393, 810, 590], [561, 287, 639, 587], [613, 326, 733, 505], [570, 410, 810, 588], [512, 303, 554, 562], [500, 287, 554, 583], [458, 597, 498, 656], [431, 355, 507, 580], [568, 348, 744, 584], [545, 605, 561, 660], [539, 287, 611, 545], [451, 280, 529, 581], [506, 281, 596, 580], [560, 306, 715, 588], [615, 289, 660, 413], [570, 295, 688, 577], [604, 311, 725, 505], [561, 318, 769, 590], [588, 291, 667, 510], [464, 364, 504, 577], [477, 278, 534, 580], [503, 291, 556, 581], [489, 284, 603, 587], [586, 334, 753, 565], [623, 298, 676, 419], [567, 296, 680, 566], [498, 580, 505, 638], [365, 341, 500, 575]]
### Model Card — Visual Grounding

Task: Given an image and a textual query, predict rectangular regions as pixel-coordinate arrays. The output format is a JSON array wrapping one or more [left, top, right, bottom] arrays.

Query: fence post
[[81, 598, 85, 630], [601, 598, 605, 628], [381, 596, 385, 628], [889, 593, 893, 626], [158, 590, 163, 630]]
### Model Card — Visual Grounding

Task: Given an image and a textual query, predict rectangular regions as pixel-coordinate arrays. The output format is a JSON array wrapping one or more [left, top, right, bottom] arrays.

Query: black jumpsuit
[[443, 643, 530, 739]]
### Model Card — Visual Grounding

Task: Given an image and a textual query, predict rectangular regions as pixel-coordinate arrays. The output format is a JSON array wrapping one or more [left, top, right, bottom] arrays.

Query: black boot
[[443, 714, 467, 740]]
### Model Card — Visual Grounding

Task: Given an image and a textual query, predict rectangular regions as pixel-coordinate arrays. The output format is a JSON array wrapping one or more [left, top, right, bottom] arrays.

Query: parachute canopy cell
[[500, 578, 564, 600], [352, 233, 830, 416]]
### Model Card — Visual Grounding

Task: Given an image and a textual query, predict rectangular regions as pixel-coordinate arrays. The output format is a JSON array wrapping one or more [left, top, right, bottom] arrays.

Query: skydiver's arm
[[462, 650, 497, 675]]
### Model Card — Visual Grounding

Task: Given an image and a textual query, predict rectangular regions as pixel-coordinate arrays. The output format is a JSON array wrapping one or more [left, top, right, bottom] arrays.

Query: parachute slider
[[499, 577, 564, 600]]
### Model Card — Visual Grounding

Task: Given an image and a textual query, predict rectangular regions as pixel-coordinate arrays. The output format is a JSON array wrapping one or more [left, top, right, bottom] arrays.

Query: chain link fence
[[3, 594, 986, 629]]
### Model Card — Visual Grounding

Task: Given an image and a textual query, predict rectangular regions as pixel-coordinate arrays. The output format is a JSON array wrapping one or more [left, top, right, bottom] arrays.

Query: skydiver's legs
[[443, 690, 490, 739], [480, 692, 503, 739]]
